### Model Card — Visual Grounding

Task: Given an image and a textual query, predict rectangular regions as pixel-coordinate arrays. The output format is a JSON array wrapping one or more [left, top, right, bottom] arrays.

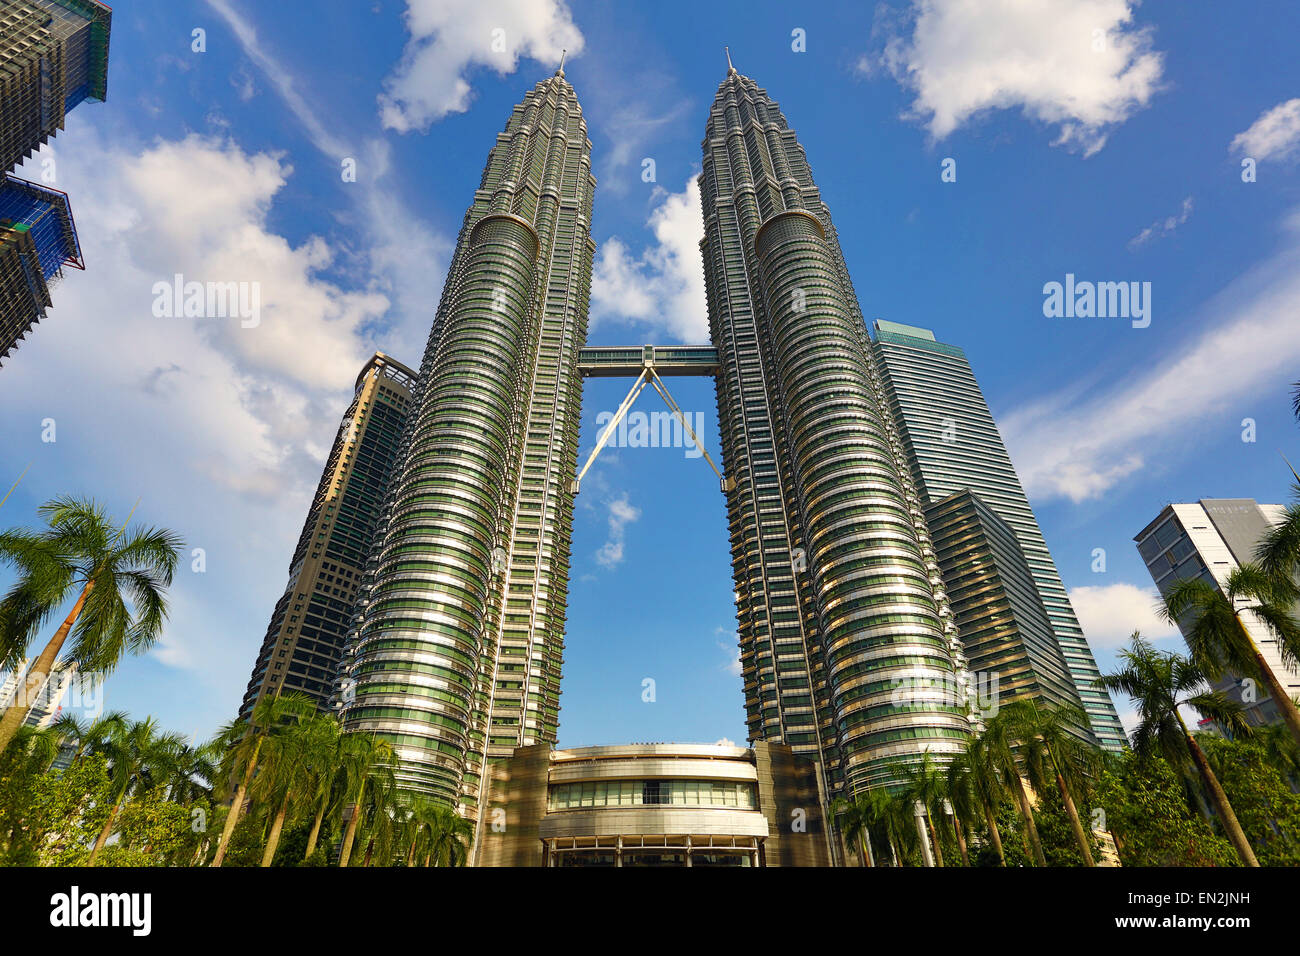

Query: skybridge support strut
[[570, 363, 734, 495]]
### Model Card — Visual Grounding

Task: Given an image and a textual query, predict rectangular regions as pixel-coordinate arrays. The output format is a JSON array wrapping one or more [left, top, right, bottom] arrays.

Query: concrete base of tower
[[475, 741, 835, 866]]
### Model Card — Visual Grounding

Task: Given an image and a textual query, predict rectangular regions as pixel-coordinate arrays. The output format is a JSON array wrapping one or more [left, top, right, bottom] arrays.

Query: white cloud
[[595, 493, 641, 568], [1128, 195, 1193, 249], [1001, 207, 1300, 503], [1, 122, 425, 731], [591, 179, 708, 343], [714, 737, 737, 747], [1231, 98, 1300, 163], [1068, 582, 1179, 650], [378, 0, 584, 132], [867, 0, 1164, 156], [205, 0, 451, 364]]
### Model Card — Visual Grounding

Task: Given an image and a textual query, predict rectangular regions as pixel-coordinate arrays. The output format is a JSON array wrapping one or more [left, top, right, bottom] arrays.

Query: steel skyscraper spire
[[340, 64, 595, 816], [699, 60, 973, 793]]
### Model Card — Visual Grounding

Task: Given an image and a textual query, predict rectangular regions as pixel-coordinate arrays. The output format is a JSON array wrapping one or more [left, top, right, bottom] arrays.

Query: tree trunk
[[982, 801, 1005, 865], [0, 581, 92, 755], [1012, 775, 1047, 866], [859, 830, 874, 868], [1239, 616, 1300, 748], [260, 793, 290, 867], [1056, 770, 1096, 866], [338, 781, 366, 868], [87, 789, 124, 866], [1186, 731, 1259, 867], [304, 799, 326, 860], [925, 808, 945, 867], [212, 736, 261, 867], [406, 840, 417, 868], [362, 837, 374, 868], [952, 813, 970, 866]]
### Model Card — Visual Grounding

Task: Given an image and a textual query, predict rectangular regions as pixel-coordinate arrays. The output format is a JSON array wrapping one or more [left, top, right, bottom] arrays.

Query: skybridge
[[571, 344, 732, 494]]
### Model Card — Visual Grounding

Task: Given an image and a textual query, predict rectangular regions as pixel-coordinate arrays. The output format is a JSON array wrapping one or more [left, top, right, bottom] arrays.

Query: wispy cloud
[[205, 0, 352, 158], [204, 0, 450, 361], [1231, 97, 1300, 163], [1128, 196, 1193, 249], [597, 99, 692, 196], [715, 627, 742, 677], [1001, 207, 1300, 503], [595, 493, 641, 568], [862, 0, 1164, 156]]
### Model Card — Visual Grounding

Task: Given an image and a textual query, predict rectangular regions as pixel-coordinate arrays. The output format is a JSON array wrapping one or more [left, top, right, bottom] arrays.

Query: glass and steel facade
[[240, 353, 416, 719], [1135, 499, 1300, 729], [339, 67, 595, 816], [924, 489, 1088, 725], [870, 320, 1126, 750], [698, 67, 973, 795]]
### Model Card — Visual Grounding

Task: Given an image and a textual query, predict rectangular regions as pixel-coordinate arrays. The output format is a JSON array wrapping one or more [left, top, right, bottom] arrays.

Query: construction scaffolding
[[0, 172, 81, 366], [0, 0, 111, 173]]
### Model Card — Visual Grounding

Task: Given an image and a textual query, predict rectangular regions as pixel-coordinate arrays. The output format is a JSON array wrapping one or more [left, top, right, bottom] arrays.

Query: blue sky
[[2, 0, 1299, 748]]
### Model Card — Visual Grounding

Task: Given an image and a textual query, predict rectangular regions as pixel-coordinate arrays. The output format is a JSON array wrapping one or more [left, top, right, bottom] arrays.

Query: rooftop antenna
[[725, 46, 735, 74], [556, 48, 566, 76]]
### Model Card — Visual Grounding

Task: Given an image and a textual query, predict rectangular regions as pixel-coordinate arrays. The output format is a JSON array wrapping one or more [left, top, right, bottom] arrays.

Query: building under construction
[[0, 173, 81, 365], [0, 0, 111, 173], [0, 0, 110, 365]]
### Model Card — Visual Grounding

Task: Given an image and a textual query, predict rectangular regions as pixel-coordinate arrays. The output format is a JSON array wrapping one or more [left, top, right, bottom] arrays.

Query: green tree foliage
[[1093, 751, 1238, 867]]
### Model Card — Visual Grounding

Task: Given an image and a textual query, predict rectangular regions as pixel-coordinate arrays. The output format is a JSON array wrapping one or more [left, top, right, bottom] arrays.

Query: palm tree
[[1012, 700, 1099, 866], [981, 708, 1048, 866], [0, 497, 183, 755], [49, 710, 128, 768], [87, 717, 185, 865], [950, 736, 1006, 865], [1254, 722, 1300, 785], [210, 692, 313, 867], [337, 732, 396, 868], [1098, 632, 1258, 866], [297, 715, 345, 861], [1163, 564, 1300, 748], [897, 752, 949, 866], [831, 795, 875, 867], [426, 804, 472, 867], [355, 771, 400, 867], [252, 714, 319, 867]]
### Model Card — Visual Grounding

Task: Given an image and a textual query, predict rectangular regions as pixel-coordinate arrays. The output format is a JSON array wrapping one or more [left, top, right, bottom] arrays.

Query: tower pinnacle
[[725, 46, 735, 74], [557, 48, 566, 76]]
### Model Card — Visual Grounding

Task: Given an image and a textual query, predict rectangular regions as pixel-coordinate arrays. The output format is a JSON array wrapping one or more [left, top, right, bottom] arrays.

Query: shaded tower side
[[341, 68, 595, 812], [870, 321, 1126, 750], [239, 353, 415, 719], [925, 490, 1092, 729], [699, 66, 971, 795]]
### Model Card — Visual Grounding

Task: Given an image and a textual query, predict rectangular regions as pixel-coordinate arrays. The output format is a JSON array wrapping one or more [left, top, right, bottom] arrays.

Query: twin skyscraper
[[240, 57, 1124, 825]]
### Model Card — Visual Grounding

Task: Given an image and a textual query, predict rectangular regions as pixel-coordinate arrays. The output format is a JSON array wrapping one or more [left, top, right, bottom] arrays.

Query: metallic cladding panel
[[699, 69, 970, 795]]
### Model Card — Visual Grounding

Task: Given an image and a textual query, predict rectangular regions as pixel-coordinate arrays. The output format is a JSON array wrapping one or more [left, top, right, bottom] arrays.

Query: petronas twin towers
[[333, 58, 1121, 820]]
